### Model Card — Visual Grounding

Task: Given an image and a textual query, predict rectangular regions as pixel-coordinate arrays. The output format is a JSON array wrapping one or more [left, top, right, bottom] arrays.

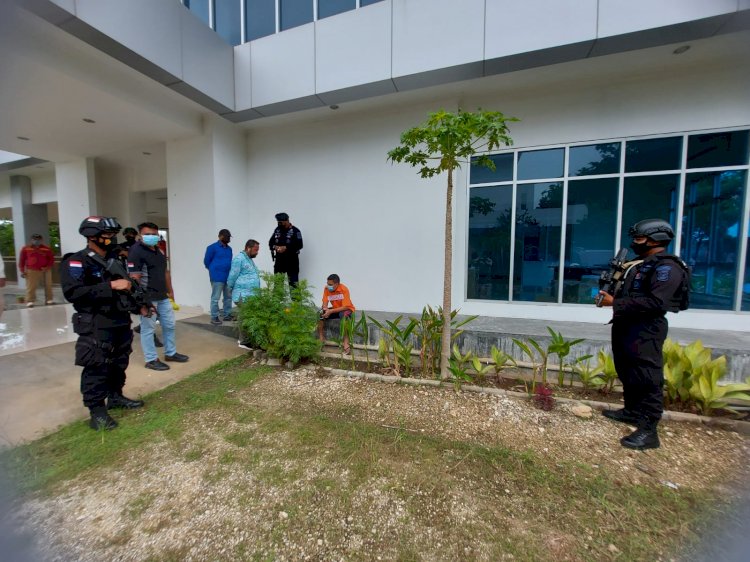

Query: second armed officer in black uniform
[[596, 218, 689, 450], [61, 216, 150, 430]]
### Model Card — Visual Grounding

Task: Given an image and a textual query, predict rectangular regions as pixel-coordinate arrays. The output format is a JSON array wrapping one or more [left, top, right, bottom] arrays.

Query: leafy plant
[[388, 109, 516, 379], [546, 327, 585, 387], [663, 338, 694, 406], [512, 337, 548, 393], [238, 273, 321, 364], [572, 356, 605, 391], [532, 384, 555, 411], [448, 344, 474, 390], [353, 313, 371, 371], [411, 306, 478, 377], [370, 315, 417, 377], [595, 350, 618, 394], [490, 345, 516, 383], [340, 314, 357, 370], [470, 356, 495, 386]]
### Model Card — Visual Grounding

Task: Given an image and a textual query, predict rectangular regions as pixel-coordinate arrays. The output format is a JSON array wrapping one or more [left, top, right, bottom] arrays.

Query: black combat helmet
[[628, 219, 674, 244], [79, 216, 122, 238]]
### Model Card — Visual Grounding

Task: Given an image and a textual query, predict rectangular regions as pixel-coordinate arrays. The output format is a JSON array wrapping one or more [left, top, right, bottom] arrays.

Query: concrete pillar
[[10, 175, 49, 288], [166, 116, 248, 309], [55, 158, 97, 255]]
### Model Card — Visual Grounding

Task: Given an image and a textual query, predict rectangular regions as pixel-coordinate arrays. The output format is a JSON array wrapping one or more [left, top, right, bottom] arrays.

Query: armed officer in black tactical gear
[[61, 216, 149, 430], [269, 212, 303, 287], [597, 218, 689, 450]]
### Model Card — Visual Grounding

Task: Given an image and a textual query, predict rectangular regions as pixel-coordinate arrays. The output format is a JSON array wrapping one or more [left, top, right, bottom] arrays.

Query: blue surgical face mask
[[327, 284, 336, 292], [142, 234, 160, 247]]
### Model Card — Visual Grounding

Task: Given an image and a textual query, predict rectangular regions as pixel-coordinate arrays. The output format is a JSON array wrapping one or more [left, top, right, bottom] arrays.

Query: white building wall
[[242, 57, 750, 330], [29, 171, 57, 204]]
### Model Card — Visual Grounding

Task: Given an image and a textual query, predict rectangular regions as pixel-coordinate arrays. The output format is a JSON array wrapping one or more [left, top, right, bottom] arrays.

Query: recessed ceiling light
[[82, 118, 96, 123], [17, 136, 30, 141], [142, 151, 152, 156], [329, 104, 339, 110], [673, 45, 690, 55]]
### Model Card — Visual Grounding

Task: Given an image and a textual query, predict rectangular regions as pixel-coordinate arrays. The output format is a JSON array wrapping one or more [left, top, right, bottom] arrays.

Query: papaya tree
[[387, 109, 516, 379]]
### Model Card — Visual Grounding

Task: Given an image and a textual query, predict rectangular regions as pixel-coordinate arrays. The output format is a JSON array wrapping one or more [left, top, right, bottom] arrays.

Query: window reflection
[[625, 137, 682, 172], [470, 153, 513, 184], [517, 148, 564, 180], [185, 0, 210, 26], [318, 0, 356, 19], [215, 0, 241, 45], [681, 171, 746, 310], [569, 143, 620, 176], [246, 0, 276, 40], [467, 186, 513, 300], [687, 131, 749, 169], [513, 183, 562, 302], [280, 0, 313, 30], [562, 178, 619, 304], [621, 175, 678, 251]]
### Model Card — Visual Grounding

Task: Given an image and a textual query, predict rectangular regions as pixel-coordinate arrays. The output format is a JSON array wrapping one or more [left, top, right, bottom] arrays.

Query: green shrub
[[238, 273, 321, 363]]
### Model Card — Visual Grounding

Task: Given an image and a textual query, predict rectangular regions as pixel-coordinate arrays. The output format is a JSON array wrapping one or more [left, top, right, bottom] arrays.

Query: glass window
[[185, 0, 210, 26], [214, 0, 241, 45], [743, 220, 750, 312], [569, 143, 620, 176], [562, 178, 619, 304], [467, 186, 513, 300], [318, 0, 355, 19], [246, 0, 276, 40], [360, 0, 384, 5], [681, 171, 747, 311], [470, 153, 513, 184], [513, 183, 562, 302], [625, 137, 682, 173], [621, 175, 679, 253], [687, 131, 749, 169], [280, 0, 313, 30], [517, 148, 563, 180]]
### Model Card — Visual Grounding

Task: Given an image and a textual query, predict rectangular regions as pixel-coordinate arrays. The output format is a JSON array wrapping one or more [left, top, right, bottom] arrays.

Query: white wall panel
[[0, 177, 10, 208], [316, 2, 392, 94], [29, 171, 57, 204], [485, 0, 597, 59], [597, 0, 738, 38], [251, 24, 316, 108], [180, 9, 235, 110], [74, 0, 183, 79], [392, 0, 485, 77], [234, 43, 253, 111]]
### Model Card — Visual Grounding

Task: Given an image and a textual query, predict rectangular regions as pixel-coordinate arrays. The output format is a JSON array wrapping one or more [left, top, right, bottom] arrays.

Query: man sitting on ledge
[[317, 274, 355, 354]]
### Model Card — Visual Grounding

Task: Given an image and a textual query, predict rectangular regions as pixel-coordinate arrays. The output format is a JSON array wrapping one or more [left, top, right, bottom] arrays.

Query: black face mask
[[630, 241, 651, 255], [92, 235, 118, 251], [125, 235, 136, 242]]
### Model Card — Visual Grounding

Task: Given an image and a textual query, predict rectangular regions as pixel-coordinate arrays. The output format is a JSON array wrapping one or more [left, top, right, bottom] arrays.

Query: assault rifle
[[87, 250, 152, 315], [595, 248, 631, 307]]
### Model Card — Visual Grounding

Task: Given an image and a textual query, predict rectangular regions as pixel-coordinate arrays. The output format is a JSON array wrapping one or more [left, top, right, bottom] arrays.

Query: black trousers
[[274, 260, 299, 287], [611, 317, 667, 429], [75, 325, 133, 409]]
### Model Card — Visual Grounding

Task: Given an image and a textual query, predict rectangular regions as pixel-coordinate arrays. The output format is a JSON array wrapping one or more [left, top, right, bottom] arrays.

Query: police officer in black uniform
[[269, 212, 303, 287], [61, 216, 148, 430], [597, 218, 689, 450]]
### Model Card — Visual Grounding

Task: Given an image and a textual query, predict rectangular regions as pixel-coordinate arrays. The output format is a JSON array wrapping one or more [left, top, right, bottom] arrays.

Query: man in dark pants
[[597, 218, 689, 450], [269, 212, 303, 287], [60, 217, 148, 430]]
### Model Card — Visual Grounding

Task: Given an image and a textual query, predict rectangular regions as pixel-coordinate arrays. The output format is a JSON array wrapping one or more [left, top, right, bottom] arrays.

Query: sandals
[[343, 345, 351, 354]]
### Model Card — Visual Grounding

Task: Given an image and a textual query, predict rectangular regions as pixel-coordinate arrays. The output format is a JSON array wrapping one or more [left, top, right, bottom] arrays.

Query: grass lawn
[[1, 356, 745, 561]]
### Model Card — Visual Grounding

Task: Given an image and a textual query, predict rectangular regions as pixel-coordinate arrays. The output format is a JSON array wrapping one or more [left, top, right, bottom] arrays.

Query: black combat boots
[[602, 408, 640, 425], [89, 407, 118, 430], [107, 393, 145, 409], [620, 428, 660, 450]]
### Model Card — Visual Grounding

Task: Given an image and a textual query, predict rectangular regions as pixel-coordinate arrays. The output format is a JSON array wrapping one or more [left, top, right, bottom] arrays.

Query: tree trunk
[[440, 169, 453, 379]]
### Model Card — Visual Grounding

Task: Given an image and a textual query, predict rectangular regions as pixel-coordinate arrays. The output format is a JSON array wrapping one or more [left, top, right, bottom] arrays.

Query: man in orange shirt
[[318, 274, 356, 353], [19, 233, 55, 307]]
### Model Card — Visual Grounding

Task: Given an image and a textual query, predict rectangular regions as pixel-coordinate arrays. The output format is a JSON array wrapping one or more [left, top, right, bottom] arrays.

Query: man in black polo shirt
[[128, 222, 189, 370]]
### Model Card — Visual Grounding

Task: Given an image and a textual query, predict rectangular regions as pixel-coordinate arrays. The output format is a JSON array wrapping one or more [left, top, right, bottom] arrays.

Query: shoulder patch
[[68, 260, 84, 280], [655, 264, 671, 282]]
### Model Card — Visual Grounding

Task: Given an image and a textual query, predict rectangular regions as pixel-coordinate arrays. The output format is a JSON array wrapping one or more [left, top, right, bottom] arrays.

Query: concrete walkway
[[0, 304, 245, 447]]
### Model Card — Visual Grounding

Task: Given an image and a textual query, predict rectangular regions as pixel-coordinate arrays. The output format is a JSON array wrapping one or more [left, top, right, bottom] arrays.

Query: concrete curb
[[319, 366, 750, 436]]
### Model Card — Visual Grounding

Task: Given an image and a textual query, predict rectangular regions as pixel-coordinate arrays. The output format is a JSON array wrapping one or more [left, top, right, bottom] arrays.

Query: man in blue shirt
[[204, 229, 234, 325]]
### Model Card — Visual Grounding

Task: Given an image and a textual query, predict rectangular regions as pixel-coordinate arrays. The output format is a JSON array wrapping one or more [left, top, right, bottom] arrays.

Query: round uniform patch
[[655, 265, 671, 282]]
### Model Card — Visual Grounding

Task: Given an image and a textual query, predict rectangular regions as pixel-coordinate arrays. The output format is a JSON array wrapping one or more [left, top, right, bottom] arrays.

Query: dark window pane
[[687, 131, 749, 169], [185, 0, 210, 26], [360, 0, 384, 5], [318, 0, 355, 19], [215, 0, 241, 45], [621, 175, 679, 254], [681, 171, 746, 311], [517, 148, 563, 180], [513, 182, 562, 302], [470, 153, 513, 184], [743, 219, 750, 311], [246, 0, 276, 40], [467, 186, 513, 300], [569, 142, 621, 176], [563, 178, 619, 304], [280, 0, 313, 30], [625, 137, 682, 172]]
